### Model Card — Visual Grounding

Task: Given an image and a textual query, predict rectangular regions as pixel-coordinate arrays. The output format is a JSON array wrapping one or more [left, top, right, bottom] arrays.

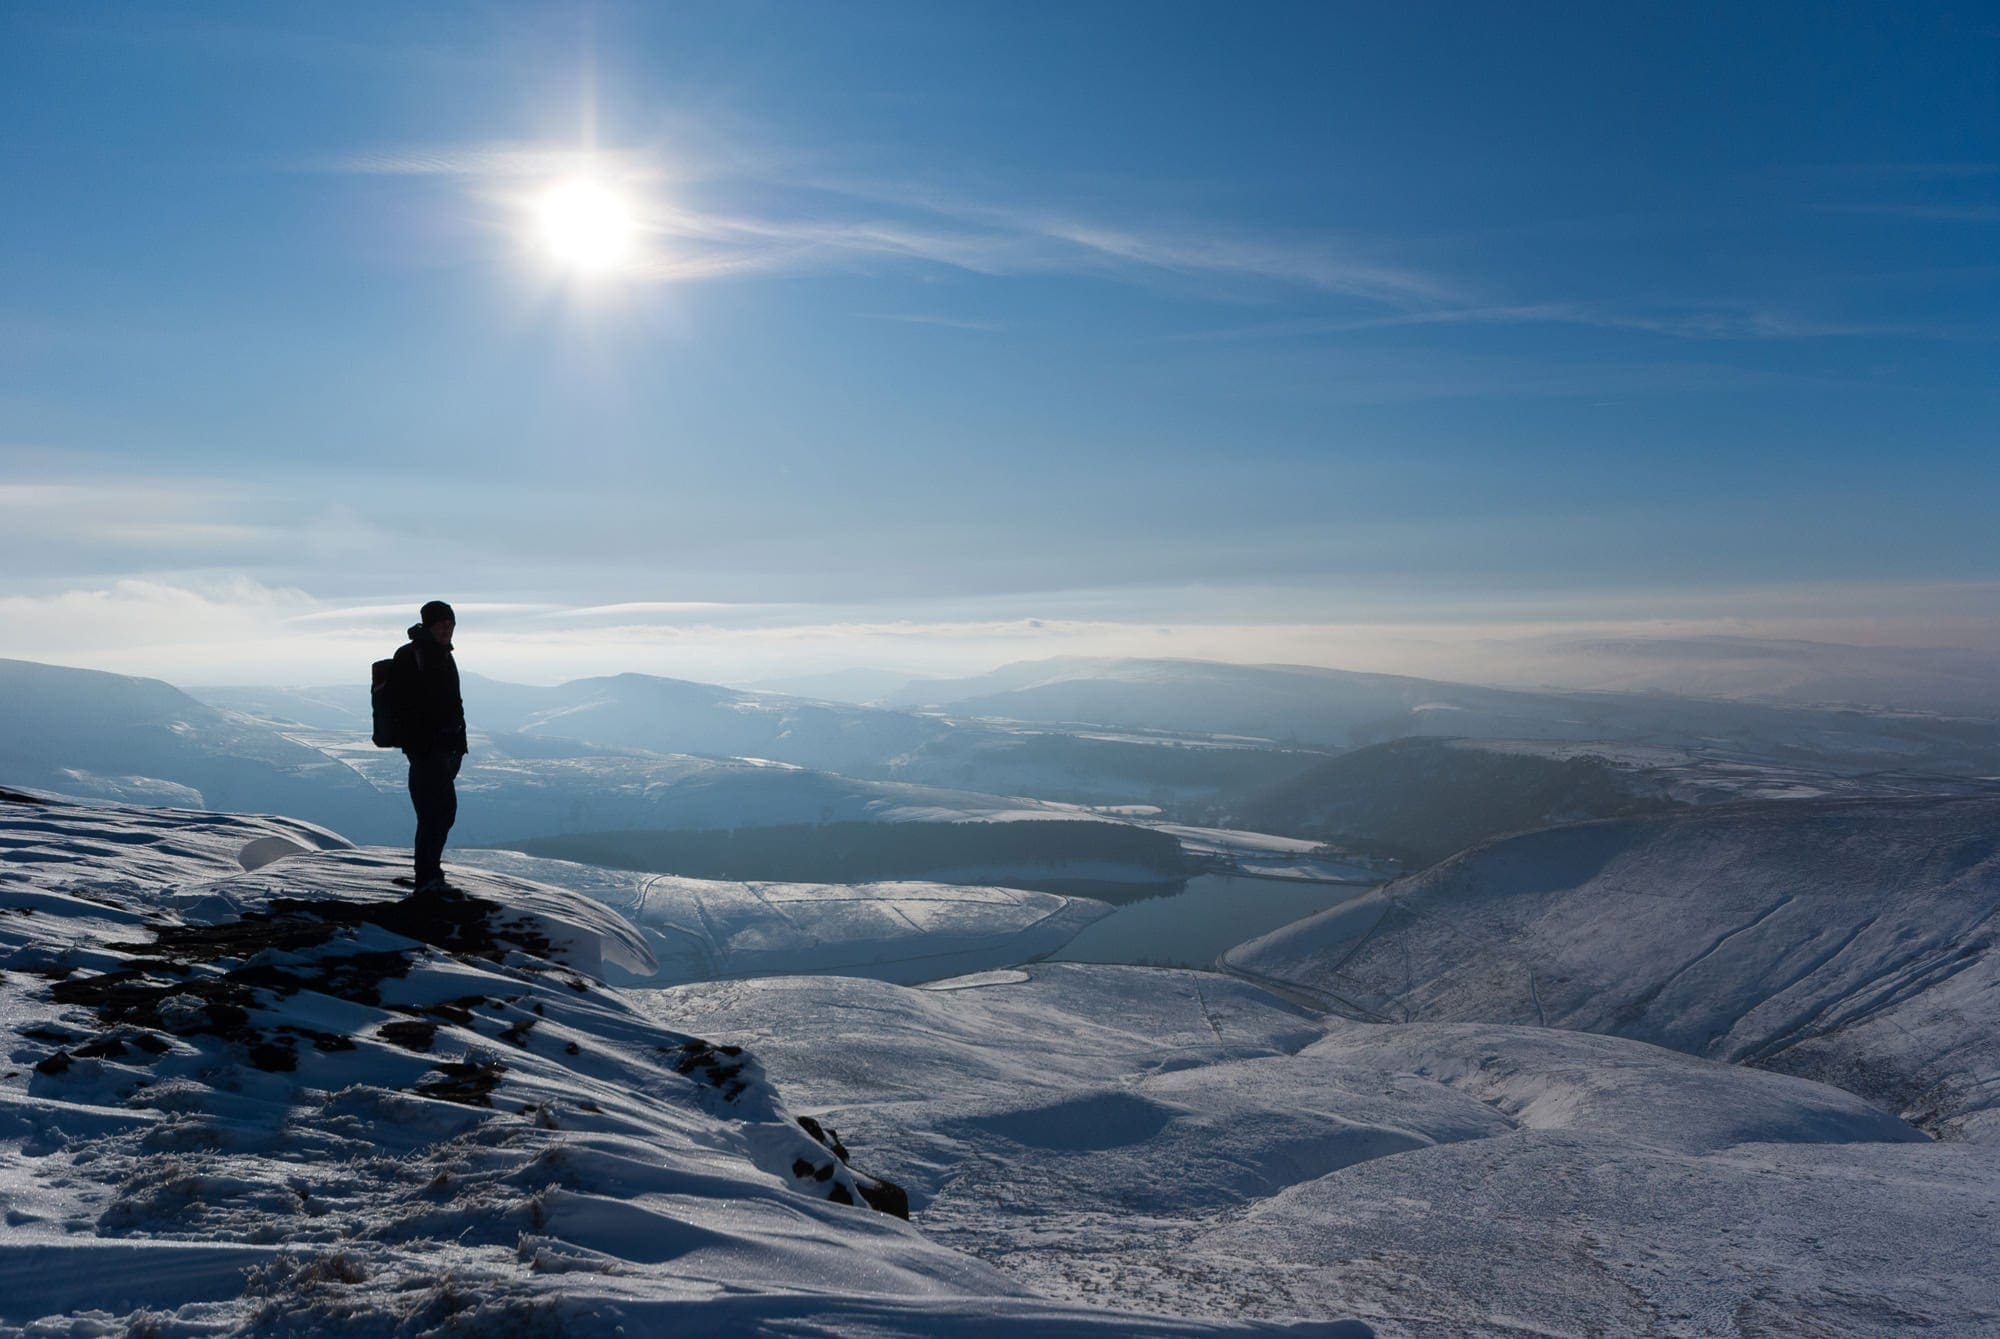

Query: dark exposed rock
[[378, 1019, 438, 1052], [418, 1059, 505, 1107], [672, 1039, 749, 1103], [855, 1174, 911, 1220], [793, 1114, 909, 1218], [795, 1115, 850, 1163], [33, 1051, 72, 1076], [248, 1039, 297, 1072]]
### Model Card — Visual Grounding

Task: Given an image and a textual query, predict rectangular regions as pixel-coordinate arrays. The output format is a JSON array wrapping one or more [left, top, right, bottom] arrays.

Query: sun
[[533, 178, 639, 277]]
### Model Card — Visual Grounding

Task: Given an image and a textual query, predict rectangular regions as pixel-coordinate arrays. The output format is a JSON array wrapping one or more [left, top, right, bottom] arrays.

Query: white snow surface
[[1146, 823, 1385, 883], [1226, 795, 2000, 1141], [0, 793, 1351, 1336], [452, 848, 1112, 986], [660, 965, 1997, 1337]]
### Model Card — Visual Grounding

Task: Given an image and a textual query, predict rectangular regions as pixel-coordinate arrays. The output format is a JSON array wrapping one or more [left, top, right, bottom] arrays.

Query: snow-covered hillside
[[662, 965, 1997, 1336], [1226, 796, 2000, 1140], [0, 792, 1351, 1335], [0, 659, 385, 835], [8, 788, 1997, 1335], [453, 848, 1113, 986]]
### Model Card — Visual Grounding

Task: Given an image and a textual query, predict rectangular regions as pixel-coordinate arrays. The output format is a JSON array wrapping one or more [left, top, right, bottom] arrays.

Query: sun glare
[[534, 178, 639, 277]]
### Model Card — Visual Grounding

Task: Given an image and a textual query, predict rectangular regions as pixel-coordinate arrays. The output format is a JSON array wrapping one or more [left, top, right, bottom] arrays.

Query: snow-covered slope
[[0, 659, 387, 834], [0, 793, 1346, 1335], [1226, 796, 2000, 1140], [662, 965, 1995, 1336], [454, 848, 1113, 986]]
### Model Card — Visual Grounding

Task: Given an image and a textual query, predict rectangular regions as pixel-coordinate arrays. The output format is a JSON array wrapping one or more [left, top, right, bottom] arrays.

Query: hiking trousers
[[407, 749, 462, 884]]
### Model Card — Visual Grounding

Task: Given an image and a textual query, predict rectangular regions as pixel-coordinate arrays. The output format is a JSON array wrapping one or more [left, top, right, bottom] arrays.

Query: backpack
[[371, 654, 409, 748]]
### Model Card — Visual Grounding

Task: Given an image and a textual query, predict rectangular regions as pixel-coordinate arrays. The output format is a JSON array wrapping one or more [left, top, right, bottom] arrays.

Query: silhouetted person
[[395, 600, 467, 894]]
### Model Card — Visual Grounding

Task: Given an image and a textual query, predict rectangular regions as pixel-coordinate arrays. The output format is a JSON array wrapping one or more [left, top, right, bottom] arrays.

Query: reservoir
[[1047, 873, 1371, 969]]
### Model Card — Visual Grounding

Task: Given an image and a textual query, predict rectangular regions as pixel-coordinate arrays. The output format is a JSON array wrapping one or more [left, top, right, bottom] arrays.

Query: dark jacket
[[393, 624, 468, 756]]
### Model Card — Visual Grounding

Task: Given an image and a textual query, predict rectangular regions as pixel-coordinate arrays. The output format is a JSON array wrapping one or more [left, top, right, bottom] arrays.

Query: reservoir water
[[1047, 873, 1369, 969]]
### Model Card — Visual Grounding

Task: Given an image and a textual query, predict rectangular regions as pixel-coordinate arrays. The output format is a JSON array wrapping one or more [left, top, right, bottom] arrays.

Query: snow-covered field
[[0, 792, 1353, 1335], [660, 966, 1998, 1336]]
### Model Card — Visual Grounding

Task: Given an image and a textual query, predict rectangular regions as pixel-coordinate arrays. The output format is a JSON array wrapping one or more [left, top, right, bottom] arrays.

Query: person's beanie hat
[[420, 600, 456, 626]]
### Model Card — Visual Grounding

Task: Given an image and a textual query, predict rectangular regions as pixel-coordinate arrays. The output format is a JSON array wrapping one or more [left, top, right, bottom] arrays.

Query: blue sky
[[2, 2, 1996, 685]]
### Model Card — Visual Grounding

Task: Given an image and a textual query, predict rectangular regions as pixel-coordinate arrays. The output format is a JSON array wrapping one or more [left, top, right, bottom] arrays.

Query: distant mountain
[[0, 658, 389, 833], [886, 655, 2000, 772], [188, 669, 1319, 810], [731, 667, 921, 704], [1226, 795, 2000, 1140], [192, 670, 946, 775], [1233, 737, 1684, 866], [1232, 735, 2000, 868], [1475, 633, 2000, 716]]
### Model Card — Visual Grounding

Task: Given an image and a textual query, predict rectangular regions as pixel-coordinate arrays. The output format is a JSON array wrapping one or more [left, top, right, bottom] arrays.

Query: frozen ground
[[1227, 796, 2000, 1141], [659, 965, 2000, 1337], [0, 792, 1356, 1336]]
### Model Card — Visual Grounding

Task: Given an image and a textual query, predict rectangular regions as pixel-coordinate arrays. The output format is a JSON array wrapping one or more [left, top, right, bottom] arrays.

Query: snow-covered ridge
[[2, 793, 1334, 1334], [1226, 795, 2000, 1140]]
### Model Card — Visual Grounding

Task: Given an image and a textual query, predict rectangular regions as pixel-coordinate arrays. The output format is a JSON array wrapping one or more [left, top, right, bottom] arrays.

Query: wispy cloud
[[1171, 300, 1929, 344], [859, 313, 1008, 333], [320, 137, 1457, 307]]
